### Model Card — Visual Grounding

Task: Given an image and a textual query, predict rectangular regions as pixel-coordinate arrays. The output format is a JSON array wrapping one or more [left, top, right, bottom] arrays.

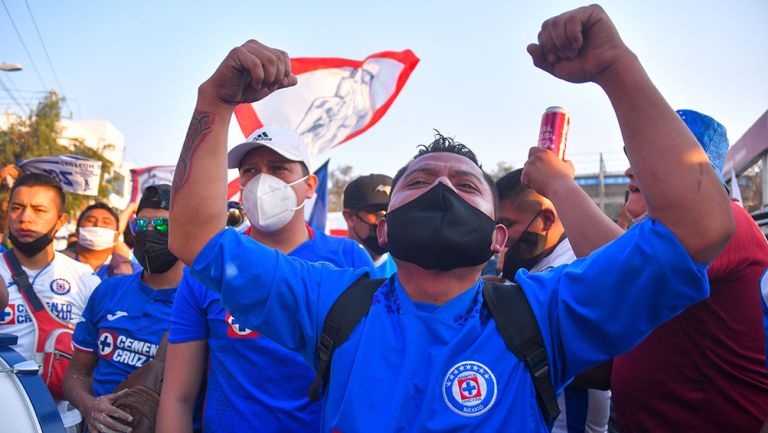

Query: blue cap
[[676, 109, 728, 184]]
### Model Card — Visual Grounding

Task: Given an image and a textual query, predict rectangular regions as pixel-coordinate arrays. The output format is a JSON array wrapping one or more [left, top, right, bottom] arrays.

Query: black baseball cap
[[344, 174, 393, 210], [138, 184, 172, 213]]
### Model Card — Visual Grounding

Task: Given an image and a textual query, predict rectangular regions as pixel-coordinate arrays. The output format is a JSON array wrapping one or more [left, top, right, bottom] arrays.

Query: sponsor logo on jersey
[[442, 360, 497, 417], [226, 311, 260, 338], [0, 303, 32, 325], [0, 304, 15, 325], [50, 278, 72, 295], [46, 302, 73, 321], [98, 330, 158, 367], [98, 330, 117, 359], [107, 311, 128, 321]]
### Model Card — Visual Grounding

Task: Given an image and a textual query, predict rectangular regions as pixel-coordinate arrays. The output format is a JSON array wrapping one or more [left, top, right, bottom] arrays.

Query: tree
[[0, 91, 114, 233], [328, 164, 354, 212], [487, 161, 516, 181]]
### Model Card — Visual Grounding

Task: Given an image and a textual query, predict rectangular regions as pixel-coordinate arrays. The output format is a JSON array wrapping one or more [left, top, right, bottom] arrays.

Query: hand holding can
[[537, 106, 570, 160]]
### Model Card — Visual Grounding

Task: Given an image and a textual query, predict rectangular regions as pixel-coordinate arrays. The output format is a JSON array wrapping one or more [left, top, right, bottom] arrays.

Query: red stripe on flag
[[234, 104, 263, 138], [227, 177, 240, 201], [338, 50, 419, 146]]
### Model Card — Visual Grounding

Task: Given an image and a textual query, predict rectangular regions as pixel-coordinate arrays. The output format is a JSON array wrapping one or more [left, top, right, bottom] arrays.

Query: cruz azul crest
[[442, 360, 497, 417]]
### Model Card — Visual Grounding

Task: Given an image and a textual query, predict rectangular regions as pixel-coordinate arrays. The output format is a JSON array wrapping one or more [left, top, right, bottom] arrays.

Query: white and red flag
[[234, 50, 419, 158]]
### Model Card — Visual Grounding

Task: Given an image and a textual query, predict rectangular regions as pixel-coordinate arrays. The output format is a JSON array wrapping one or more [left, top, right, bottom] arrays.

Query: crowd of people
[[1, 4, 767, 433]]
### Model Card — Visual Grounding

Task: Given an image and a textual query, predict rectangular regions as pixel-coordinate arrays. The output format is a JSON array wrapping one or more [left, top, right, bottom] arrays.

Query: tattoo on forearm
[[173, 111, 215, 198]]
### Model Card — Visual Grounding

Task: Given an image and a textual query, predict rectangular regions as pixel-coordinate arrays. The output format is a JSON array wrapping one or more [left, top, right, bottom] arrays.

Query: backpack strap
[[308, 274, 386, 401], [3, 250, 44, 312], [482, 281, 561, 426]]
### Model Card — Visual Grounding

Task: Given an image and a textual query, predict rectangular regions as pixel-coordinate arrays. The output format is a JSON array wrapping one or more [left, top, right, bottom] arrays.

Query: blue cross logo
[[462, 380, 478, 397], [0, 308, 12, 323], [99, 334, 113, 353]]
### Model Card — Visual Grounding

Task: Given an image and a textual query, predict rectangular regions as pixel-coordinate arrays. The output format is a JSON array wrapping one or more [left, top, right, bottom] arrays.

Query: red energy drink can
[[537, 106, 570, 160]]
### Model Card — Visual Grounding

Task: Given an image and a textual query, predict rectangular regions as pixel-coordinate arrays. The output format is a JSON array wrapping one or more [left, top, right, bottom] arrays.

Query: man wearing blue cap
[[524, 109, 768, 432]]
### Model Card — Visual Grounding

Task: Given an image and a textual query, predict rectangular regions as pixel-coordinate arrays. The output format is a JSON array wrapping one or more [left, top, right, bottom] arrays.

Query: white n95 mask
[[78, 227, 117, 250], [241, 173, 308, 232]]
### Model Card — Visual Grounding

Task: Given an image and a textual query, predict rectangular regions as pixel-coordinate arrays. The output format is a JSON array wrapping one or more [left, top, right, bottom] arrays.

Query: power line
[[1, 72, 36, 108], [1, 0, 48, 90], [23, 0, 73, 115], [0, 74, 26, 113]]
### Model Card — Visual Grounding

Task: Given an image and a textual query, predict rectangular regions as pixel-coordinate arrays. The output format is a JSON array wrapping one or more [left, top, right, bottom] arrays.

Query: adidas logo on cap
[[253, 132, 272, 142]]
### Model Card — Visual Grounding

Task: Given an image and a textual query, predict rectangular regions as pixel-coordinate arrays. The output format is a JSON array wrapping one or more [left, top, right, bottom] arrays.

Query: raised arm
[[522, 147, 623, 257], [169, 40, 297, 265], [527, 5, 733, 263]]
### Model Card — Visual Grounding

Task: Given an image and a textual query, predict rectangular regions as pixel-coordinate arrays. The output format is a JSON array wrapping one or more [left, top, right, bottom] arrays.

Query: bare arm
[[523, 147, 624, 257], [63, 349, 133, 433], [0, 278, 7, 311], [528, 5, 733, 263], [157, 341, 207, 433], [169, 40, 297, 265]]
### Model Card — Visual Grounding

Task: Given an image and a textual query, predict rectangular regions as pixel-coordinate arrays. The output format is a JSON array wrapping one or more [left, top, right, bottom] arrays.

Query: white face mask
[[241, 173, 308, 232], [78, 226, 117, 250]]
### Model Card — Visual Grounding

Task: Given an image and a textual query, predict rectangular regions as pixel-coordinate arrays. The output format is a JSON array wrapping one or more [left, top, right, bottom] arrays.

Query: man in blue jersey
[[156, 127, 374, 433], [64, 184, 184, 433], [343, 174, 397, 278], [167, 5, 734, 431]]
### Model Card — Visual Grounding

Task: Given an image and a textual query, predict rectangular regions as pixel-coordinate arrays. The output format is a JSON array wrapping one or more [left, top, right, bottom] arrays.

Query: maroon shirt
[[612, 201, 768, 432]]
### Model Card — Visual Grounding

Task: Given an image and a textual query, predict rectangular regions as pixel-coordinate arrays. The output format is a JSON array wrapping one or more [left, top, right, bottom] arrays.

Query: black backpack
[[308, 275, 561, 426]]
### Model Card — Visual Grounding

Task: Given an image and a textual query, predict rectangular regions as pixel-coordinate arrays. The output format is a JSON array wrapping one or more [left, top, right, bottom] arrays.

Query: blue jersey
[[188, 219, 709, 432], [170, 229, 374, 433], [73, 271, 177, 396], [372, 253, 397, 278]]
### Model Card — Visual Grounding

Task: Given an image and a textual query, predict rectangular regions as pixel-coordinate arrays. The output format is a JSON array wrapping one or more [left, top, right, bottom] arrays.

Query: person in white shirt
[[494, 168, 610, 433], [0, 172, 101, 432]]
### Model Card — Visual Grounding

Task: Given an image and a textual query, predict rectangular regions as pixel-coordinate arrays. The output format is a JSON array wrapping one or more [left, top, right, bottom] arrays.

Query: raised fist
[[527, 4, 632, 84], [201, 40, 298, 106]]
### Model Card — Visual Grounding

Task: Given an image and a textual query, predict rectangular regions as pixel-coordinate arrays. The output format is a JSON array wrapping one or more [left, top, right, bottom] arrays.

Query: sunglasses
[[355, 210, 387, 225], [129, 217, 169, 234]]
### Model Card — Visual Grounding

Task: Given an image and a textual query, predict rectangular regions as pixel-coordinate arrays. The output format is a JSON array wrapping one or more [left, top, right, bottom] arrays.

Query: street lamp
[[0, 64, 23, 72]]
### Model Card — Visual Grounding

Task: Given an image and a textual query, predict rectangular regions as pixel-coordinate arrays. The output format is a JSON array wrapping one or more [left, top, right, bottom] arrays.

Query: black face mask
[[501, 212, 556, 281], [133, 231, 178, 274], [353, 218, 388, 257], [9, 224, 57, 257], [385, 182, 496, 271]]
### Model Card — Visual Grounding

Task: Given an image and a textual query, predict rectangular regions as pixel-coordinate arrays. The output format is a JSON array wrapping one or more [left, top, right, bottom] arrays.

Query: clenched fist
[[200, 40, 298, 107], [527, 4, 633, 84]]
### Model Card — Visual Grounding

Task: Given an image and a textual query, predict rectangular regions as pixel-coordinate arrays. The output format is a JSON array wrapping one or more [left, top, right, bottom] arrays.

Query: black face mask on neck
[[385, 182, 496, 271], [353, 218, 388, 257], [133, 231, 178, 274], [501, 211, 557, 281], [9, 224, 57, 257]]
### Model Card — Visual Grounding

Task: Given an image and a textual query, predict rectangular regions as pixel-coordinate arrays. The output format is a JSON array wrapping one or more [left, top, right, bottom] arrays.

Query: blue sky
[[1, 0, 766, 177]]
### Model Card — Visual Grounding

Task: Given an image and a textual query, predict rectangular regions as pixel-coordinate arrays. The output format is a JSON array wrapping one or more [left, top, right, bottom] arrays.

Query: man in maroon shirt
[[610, 110, 768, 432], [523, 109, 768, 432]]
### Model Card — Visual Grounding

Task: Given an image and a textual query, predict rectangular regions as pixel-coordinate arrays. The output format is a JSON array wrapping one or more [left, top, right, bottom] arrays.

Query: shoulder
[[53, 252, 97, 276]]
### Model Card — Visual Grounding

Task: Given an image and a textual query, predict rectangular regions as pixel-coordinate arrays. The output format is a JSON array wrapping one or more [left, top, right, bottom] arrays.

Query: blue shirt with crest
[[73, 270, 176, 397], [189, 219, 709, 432]]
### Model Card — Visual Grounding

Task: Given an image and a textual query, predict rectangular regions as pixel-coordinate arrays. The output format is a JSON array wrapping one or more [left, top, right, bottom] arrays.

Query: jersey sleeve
[[513, 218, 710, 390], [72, 281, 106, 353], [169, 270, 211, 344], [347, 241, 376, 275], [189, 228, 367, 366]]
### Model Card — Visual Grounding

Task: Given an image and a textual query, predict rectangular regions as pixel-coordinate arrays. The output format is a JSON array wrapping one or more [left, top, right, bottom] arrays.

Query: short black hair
[[76, 202, 119, 230], [391, 130, 498, 214], [495, 169, 527, 202], [10, 172, 66, 212]]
